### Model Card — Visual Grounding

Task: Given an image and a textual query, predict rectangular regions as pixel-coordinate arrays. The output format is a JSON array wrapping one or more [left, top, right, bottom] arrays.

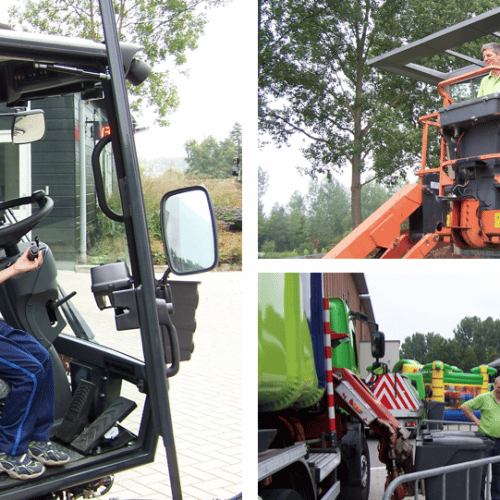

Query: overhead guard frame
[[368, 7, 500, 84]]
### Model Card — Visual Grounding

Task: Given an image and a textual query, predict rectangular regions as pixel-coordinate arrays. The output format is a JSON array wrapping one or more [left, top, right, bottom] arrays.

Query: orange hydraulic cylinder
[[323, 184, 423, 259]]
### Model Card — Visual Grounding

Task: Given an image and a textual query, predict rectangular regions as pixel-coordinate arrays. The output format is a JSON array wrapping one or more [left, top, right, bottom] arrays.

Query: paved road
[[57, 269, 242, 500]]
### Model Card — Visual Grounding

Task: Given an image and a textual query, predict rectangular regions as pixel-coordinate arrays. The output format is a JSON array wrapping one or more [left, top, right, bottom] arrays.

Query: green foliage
[[9, 0, 224, 125], [400, 317, 500, 373], [217, 225, 242, 264], [400, 333, 429, 362], [214, 205, 242, 231], [88, 169, 242, 266], [259, 0, 498, 228], [184, 123, 241, 178], [361, 181, 397, 220], [259, 176, 394, 256]]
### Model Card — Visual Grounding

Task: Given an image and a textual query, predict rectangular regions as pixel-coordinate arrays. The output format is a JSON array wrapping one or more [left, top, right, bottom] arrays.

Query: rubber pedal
[[55, 380, 97, 443], [71, 397, 137, 455]]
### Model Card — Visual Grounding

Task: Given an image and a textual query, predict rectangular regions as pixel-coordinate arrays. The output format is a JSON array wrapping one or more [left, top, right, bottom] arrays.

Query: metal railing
[[415, 418, 477, 435], [384, 419, 500, 500], [383, 454, 500, 500]]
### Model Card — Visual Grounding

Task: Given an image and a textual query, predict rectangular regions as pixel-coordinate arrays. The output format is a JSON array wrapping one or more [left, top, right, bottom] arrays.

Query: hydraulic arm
[[332, 367, 414, 500], [323, 183, 440, 258]]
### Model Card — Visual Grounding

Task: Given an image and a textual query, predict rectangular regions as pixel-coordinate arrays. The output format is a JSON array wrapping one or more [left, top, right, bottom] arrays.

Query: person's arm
[[460, 403, 481, 427], [0, 248, 43, 285]]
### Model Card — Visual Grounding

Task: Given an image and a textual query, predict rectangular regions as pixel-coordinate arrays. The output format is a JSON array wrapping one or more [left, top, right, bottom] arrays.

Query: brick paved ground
[[57, 269, 242, 500]]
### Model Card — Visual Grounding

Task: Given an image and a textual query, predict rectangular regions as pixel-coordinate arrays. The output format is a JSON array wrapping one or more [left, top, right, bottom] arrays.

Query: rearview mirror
[[0, 109, 46, 144], [12, 110, 46, 144], [161, 186, 218, 275], [371, 331, 385, 360]]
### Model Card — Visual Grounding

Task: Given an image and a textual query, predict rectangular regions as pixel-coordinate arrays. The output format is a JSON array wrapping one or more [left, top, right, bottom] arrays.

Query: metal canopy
[[368, 7, 500, 84]]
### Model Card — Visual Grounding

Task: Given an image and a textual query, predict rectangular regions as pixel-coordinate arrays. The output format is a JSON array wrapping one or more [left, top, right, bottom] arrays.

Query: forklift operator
[[461, 376, 500, 500], [477, 42, 500, 97], [0, 249, 69, 480]]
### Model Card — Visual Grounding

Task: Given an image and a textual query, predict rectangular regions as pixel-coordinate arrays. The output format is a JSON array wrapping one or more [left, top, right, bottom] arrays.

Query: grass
[[87, 170, 242, 269]]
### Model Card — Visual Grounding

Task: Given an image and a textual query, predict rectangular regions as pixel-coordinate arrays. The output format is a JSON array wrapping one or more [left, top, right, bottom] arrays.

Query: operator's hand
[[12, 248, 43, 275]]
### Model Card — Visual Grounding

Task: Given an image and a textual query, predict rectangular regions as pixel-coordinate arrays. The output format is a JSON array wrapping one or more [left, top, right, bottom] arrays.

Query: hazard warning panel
[[366, 373, 423, 418]]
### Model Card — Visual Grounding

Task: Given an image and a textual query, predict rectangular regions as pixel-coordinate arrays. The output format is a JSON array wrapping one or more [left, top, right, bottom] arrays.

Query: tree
[[185, 123, 241, 178], [287, 191, 308, 252], [400, 317, 500, 373], [258, 167, 269, 249], [454, 316, 500, 367], [422, 337, 464, 368], [9, 0, 224, 125], [259, 166, 269, 205], [306, 178, 350, 249], [460, 346, 479, 374], [258, 176, 396, 254], [400, 332, 444, 362], [259, 0, 498, 229], [360, 182, 394, 222], [261, 203, 292, 252]]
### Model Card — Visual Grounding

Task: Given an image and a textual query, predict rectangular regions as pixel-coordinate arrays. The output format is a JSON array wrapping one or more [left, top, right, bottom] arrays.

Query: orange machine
[[322, 7, 500, 259], [325, 65, 500, 259]]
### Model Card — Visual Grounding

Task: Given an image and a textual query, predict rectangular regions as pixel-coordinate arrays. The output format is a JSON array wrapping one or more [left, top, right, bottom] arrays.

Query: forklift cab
[[0, 1, 218, 499]]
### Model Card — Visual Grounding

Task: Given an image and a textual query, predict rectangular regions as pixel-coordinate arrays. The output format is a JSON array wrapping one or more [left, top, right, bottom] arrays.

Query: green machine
[[258, 273, 414, 500]]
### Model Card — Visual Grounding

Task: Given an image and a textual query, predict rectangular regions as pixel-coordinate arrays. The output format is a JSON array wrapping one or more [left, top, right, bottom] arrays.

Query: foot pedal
[[55, 380, 97, 443], [71, 397, 137, 455]]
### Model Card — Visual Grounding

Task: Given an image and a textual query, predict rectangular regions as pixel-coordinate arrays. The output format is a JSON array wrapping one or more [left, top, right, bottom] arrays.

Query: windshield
[[449, 76, 483, 103]]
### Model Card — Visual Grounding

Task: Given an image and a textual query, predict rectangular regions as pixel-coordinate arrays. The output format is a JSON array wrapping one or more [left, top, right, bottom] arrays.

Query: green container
[[258, 273, 324, 412]]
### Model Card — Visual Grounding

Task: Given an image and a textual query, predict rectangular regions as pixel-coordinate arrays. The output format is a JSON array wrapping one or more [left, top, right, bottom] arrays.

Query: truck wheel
[[339, 434, 370, 500], [260, 489, 303, 500]]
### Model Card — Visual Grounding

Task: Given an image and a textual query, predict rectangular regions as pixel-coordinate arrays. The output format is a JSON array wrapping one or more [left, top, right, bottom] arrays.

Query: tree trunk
[[351, 156, 362, 228]]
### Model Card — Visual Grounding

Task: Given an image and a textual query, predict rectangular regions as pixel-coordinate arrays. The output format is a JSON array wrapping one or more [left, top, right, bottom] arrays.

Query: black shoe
[[28, 441, 70, 467], [0, 453, 45, 480]]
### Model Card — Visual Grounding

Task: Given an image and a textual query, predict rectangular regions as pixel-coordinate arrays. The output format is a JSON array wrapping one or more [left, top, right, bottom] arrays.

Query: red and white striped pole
[[323, 298, 337, 446]]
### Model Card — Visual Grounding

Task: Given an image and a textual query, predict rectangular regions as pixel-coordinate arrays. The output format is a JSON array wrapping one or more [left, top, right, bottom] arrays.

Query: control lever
[[46, 291, 77, 325], [27, 237, 40, 261]]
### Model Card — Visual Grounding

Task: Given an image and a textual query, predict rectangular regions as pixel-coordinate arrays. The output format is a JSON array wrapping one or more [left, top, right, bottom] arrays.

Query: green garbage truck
[[258, 273, 414, 500]]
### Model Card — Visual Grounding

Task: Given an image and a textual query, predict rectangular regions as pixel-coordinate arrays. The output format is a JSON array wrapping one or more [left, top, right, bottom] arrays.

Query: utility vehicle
[[0, 0, 218, 498], [258, 273, 413, 500], [324, 7, 500, 258]]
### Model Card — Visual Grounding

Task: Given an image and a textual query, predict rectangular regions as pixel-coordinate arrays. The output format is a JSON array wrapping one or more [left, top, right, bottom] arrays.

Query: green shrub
[[87, 170, 242, 267]]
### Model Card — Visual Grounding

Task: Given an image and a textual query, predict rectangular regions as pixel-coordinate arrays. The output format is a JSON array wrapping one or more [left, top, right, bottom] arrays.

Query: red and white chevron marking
[[368, 373, 419, 411]]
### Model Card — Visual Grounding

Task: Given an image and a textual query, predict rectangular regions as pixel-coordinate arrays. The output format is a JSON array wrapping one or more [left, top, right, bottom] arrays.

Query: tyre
[[339, 433, 370, 500]]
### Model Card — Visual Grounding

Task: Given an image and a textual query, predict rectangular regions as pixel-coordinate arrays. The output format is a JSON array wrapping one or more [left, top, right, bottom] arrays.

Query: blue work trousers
[[482, 438, 500, 500], [0, 321, 54, 456]]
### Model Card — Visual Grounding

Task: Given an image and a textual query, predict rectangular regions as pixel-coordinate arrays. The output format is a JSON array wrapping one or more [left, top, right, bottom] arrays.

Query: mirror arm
[[92, 135, 124, 223], [349, 311, 379, 329]]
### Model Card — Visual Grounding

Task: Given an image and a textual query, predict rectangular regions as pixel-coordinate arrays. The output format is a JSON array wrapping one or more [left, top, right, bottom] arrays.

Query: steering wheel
[[0, 190, 54, 255]]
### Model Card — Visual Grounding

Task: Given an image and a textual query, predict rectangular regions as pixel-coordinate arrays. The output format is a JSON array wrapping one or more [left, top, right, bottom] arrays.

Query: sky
[[259, 138, 320, 214], [364, 266, 500, 345], [0, 0, 251, 160], [259, 136, 340, 215], [134, 0, 251, 159]]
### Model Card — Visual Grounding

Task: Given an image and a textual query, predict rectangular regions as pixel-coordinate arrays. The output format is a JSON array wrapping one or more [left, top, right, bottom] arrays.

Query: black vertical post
[[97, 1, 183, 498]]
